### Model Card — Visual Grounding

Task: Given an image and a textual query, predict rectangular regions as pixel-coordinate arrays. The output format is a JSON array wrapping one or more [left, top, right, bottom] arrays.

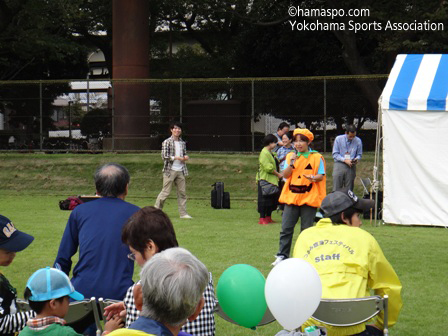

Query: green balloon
[[217, 264, 267, 328]]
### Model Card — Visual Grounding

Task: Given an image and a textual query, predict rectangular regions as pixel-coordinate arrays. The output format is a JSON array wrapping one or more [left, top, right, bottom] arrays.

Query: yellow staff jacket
[[293, 218, 402, 336]]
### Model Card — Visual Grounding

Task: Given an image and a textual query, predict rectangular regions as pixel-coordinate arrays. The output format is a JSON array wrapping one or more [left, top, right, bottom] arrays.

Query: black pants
[[257, 181, 278, 217]]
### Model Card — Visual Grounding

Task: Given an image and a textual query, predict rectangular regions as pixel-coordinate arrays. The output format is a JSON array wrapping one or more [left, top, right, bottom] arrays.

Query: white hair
[[139, 247, 208, 326]]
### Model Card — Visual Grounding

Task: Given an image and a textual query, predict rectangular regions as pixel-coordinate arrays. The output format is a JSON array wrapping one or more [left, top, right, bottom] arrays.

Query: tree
[[0, 0, 89, 80], [0, 0, 90, 145], [80, 107, 111, 138]]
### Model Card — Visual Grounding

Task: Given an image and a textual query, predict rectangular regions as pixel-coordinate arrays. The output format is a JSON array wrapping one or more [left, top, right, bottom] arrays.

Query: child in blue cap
[[20, 267, 122, 335], [0, 214, 35, 336]]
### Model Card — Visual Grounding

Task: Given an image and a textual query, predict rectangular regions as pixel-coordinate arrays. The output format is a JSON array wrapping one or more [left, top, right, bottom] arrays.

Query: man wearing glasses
[[332, 124, 363, 191]]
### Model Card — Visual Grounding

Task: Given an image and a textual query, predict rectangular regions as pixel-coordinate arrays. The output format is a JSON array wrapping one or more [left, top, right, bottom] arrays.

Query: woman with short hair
[[104, 206, 216, 336], [272, 128, 326, 266], [256, 134, 283, 225]]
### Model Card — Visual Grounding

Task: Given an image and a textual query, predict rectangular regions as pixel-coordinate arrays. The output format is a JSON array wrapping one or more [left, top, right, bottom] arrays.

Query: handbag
[[259, 180, 279, 196]]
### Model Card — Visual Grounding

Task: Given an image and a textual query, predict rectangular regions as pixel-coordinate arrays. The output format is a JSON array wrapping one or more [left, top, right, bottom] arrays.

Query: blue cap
[[26, 267, 84, 302], [0, 215, 34, 252]]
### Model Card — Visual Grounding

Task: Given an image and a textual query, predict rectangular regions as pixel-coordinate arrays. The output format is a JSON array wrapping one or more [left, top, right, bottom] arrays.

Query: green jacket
[[19, 324, 82, 336], [256, 147, 279, 186]]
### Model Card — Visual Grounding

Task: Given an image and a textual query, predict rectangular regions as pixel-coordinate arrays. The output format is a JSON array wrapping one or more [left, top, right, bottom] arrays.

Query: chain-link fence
[[0, 76, 387, 152]]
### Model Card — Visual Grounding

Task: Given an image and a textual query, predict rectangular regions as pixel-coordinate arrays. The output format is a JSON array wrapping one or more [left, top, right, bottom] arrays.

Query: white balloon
[[265, 258, 322, 331]]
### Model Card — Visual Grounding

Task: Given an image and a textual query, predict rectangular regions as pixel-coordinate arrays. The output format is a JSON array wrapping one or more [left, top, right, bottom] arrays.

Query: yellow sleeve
[[292, 232, 307, 259], [368, 239, 403, 329]]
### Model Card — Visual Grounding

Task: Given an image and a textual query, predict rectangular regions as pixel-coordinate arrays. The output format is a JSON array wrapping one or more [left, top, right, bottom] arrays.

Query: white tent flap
[[383, 110, 448, 225], [381, 54, 448, 226]]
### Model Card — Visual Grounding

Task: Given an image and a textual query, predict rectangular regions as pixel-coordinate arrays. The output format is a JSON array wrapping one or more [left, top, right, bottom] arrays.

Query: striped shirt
[[0, 274, 35, 335]]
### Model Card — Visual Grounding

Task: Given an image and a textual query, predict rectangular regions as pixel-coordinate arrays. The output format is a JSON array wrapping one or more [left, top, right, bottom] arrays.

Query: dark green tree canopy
[[1, 0, 447, 133]]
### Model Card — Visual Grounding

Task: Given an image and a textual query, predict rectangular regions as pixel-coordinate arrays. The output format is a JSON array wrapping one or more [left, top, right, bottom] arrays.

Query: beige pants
[[155, 170, 188, 216]]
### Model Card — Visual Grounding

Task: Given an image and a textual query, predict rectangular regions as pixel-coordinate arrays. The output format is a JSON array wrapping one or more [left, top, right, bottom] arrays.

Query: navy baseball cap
[[0, 215, 34, 252], [26, 267, 84, 301], [321, 190, 375, 217]]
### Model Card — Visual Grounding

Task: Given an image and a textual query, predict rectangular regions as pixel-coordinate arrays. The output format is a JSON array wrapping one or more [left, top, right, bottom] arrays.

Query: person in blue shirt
[[273, 122, 290, 153], [54, 163, 140, 335], [332, 125, 363, 191], [277, 131, 294, 174]]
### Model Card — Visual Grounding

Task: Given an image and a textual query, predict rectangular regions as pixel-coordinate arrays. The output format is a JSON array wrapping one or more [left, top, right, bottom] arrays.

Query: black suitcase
[[223, 191, 230, 209], [211, 182, 230, 209], [211, 182, 224, 209]]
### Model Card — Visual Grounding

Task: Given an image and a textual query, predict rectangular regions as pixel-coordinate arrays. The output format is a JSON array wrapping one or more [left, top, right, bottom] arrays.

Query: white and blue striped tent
[[380, 54, 448, 226]]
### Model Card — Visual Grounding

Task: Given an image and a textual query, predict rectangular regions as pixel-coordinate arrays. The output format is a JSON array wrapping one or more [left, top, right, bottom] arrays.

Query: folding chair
[[311, 295, 389, 336], [360, 177, 372, 196], [16, 299, 31, 312], [214, 302, 276, 326], [97, 297, 122, 320], [65, 297, 103, 334]]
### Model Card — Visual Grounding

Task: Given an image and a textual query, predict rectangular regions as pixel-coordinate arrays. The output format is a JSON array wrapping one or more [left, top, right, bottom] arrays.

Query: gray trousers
[[154, 170, 188, 216], [277, 204, 317, 258], [332, 161, 356, 191]]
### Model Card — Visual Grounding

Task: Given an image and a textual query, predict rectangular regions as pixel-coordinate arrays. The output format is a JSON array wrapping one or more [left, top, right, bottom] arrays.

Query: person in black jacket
[[0, 214, 34, 335]]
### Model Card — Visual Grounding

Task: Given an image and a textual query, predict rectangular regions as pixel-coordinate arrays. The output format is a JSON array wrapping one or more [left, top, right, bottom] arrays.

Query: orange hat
[[293, 128, 314, 142]]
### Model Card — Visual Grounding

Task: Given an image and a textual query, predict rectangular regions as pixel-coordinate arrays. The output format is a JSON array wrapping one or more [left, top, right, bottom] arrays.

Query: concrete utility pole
[[112, 0, 150, 150]]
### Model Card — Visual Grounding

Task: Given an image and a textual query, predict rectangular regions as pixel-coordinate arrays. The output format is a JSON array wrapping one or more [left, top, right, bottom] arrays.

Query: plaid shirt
[[161, 136, 188, 177], [26, 316, 66, 331], [124, 273, 216, 335], [277, 146, 294, 171]]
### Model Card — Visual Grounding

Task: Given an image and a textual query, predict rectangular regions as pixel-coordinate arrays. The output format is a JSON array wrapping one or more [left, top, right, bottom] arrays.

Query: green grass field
[[0, 153, 447, 335]]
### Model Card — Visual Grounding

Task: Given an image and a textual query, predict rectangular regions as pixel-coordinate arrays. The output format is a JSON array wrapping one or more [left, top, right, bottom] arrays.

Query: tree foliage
[[80, 107, 111, 138], [0, 0, 90, 143], [2, 0, 447, 134], [0, 0, 89, 80]]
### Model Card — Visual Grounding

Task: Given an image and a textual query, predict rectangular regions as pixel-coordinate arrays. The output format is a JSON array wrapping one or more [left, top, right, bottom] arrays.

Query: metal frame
[[312, 295, 389, 335], [64, 297, 103, 334], [97, 297, 122, 319]]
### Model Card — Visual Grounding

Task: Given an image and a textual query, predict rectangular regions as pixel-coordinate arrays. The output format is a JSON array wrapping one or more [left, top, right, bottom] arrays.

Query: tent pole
[[373, 98, 383, 227]]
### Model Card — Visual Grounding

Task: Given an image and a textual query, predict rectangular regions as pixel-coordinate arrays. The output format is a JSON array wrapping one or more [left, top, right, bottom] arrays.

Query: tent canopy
[[380, 54, 448, 226], [381, 54, 448, 111]]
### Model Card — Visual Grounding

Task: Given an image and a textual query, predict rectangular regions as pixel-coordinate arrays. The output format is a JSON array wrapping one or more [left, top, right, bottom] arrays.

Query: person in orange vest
[[272, 128, 326, 266]]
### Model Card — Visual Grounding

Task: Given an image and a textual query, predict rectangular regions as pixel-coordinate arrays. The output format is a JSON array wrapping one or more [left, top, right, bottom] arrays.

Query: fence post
[[87, 73, 90, 115], [111, 81, 115, 151], [323, 78, 327, 153], [251, 79, 255, 152], [68, 101, 72, 149], [179, 79, 183, 123], [39, 81, 43, 151]]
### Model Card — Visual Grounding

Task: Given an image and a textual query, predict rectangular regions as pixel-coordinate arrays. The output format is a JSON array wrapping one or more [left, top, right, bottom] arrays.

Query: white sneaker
[[180, 214, 193, 219], [271, 255, 285, 266]]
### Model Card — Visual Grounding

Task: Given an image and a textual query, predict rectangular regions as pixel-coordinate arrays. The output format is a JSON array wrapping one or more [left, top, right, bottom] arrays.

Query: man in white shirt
[[155, 122, 192, 219]]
